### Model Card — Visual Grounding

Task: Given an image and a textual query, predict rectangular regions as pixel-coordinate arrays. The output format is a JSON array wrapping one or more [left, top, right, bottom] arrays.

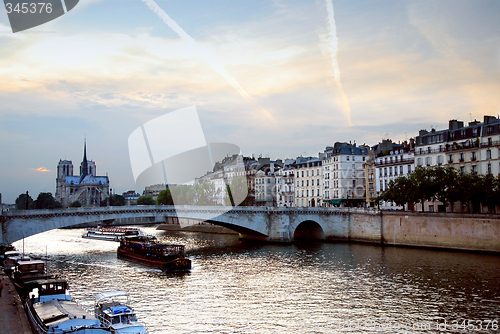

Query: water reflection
[[13, 227, 500, 333]]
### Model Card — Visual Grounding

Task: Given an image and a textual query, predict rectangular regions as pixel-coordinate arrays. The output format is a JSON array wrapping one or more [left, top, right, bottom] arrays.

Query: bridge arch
[[293, 220, 325, 241]]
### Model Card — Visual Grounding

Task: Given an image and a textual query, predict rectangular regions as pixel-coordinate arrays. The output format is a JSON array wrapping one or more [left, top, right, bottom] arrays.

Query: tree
[[32, 192, 63, 209], [15, 193, 33, 210], [110, 194, 125, 206], [431, 166, 460, 211], [157, 188, 174, 206], [197, 183, 220, 206], [137, 195, 156, 205], [224, 176, 249, 206], [70, 201, 82, 208], [408, 166, 435, 212]]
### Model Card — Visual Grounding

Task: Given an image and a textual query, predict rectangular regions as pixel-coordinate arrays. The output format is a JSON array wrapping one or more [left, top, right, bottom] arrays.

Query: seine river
[[13, 227, 500, 333]]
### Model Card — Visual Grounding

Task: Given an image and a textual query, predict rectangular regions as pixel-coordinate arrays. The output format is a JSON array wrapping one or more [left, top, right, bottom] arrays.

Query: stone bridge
[[0, 206, 383, 244]]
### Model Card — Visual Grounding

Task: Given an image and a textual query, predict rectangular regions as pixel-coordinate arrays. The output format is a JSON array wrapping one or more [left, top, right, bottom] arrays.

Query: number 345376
[[5, 3, 53, 14]]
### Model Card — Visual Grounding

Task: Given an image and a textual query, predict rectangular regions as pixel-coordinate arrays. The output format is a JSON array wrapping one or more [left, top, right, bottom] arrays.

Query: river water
[[13, 227, 500, 333]]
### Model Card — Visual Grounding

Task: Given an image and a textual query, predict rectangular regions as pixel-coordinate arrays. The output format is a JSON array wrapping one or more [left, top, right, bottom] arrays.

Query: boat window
[[40, 284, 47, 292], [130, 315, 138, 322], [112, 316, 120, 324], [121, 315, 130, 323]]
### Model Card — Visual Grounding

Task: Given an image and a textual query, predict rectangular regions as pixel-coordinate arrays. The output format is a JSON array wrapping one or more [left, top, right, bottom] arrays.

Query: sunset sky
[[1, 0, 499, 203]]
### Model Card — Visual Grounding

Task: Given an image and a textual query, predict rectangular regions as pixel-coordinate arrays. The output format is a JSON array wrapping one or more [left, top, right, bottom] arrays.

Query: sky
[[0, 0, 499, 203]]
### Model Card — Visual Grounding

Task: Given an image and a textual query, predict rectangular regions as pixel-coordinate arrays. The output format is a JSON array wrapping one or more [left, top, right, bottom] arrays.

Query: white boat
[[94, 291, 148, 334], [82, 226, 143, 241], [26, 279, 111, 333]]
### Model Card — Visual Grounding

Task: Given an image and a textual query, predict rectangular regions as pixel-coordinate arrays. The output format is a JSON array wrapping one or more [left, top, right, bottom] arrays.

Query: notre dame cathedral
[[55, 141, 110, 207]]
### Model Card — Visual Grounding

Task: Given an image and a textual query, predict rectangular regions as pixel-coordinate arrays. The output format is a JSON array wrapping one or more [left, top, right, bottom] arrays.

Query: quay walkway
[[0, 271, 31, 334]]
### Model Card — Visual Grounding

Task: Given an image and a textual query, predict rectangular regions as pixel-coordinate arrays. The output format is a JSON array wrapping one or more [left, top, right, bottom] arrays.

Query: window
[[426, 157, 432, 166], [487, 150, 492, 160], [487, 126, 493, 135], [301, 171, 304, 177], [471, 165, 477, 174], [346, 156, 350, 161], [437, 155, 443, 165], [460, 166, 465, 174], [317, 189, 320, 196], [317, 169, 320, 175], [459, 153, 464, 162], [380, 180, 383, 191], [363, 157, 365, 161], [297, 181, 299, 187], [389, 167, 392, 176], [487, 163, 492, 175], [306, 190, 309, 197], [408, 165, 412, 173], [417, 158, 422, 166], [306, 170, 309, 177], [419, 148, 423, 154], [471, 151, 477, 161], [448, 155, 453, 163], [488, 137, 493, 146], [317, 179, 320, 185], [473, 128, 478, 136], [427, 147, 431, 153], [384, 168, 387, 176], [400, 166, 403, 174], [301, 180, 304, 186], [379, 169, 383, 177]]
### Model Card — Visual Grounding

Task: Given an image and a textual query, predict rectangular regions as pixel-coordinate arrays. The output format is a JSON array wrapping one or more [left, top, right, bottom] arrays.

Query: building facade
[[295, 157, 323, 207], [55, 141, 109, 207], [415, 115, 500, 212], [374, 142, 415, 209], [322, 142, 368, 207]]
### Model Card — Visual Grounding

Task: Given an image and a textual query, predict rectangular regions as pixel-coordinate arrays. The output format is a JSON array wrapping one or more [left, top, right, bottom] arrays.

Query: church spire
[[80, 137, 88, 183]]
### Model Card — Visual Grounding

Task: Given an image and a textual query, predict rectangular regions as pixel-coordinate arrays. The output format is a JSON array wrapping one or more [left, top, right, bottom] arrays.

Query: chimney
[[419, 129, 428, 136], [484, 115, 497, 124]]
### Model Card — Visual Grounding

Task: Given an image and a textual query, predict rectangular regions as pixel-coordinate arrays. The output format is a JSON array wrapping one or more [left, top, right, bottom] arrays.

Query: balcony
[[375, 158, 414, 166]]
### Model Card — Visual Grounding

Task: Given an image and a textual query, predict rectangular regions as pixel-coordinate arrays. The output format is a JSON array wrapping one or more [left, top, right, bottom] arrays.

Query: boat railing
[[95, 312, 112, 328]]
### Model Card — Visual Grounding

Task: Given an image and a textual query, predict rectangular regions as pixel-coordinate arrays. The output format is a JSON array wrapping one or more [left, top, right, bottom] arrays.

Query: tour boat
[[82, 226, 143, 241], [25, 278, 111, 334], [94, 291, 148, 334], [117, 235, 191, 271]]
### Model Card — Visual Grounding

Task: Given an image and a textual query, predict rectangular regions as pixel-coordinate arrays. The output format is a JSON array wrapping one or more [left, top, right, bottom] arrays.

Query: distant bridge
[[0, 205, 382, 244]]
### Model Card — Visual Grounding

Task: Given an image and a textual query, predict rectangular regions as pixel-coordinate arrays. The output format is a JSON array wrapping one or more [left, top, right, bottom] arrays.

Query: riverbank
[[0, 271, 32, 334]]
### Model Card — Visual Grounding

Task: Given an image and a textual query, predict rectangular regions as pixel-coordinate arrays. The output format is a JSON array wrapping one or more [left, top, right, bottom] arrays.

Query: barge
[[117, 235, 191, 271]]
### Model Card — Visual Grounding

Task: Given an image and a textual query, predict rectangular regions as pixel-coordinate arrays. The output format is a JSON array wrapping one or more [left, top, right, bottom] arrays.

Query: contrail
[[324, 0, 353, 127], [141, 0, 274, 122]]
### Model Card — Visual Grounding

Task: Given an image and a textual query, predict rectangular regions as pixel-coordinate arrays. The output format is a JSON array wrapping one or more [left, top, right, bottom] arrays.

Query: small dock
[[0, 271, 32, 334]]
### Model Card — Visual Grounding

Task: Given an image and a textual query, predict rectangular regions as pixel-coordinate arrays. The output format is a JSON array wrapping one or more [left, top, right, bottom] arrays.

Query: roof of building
[[65, 175, 108, 185]]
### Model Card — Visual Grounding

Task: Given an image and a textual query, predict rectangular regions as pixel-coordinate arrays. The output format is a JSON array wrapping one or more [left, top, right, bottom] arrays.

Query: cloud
[[32, 167, 52, 172]]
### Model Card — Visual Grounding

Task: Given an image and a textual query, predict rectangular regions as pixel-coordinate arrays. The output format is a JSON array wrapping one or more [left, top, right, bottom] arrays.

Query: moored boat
[[117, 235, 191, 271], [82, 226, 143, 241], [12, 260, 53, 297], [2, 250, 31, 276], [25, 278, 111, 334], [94, 291, 148, 334]]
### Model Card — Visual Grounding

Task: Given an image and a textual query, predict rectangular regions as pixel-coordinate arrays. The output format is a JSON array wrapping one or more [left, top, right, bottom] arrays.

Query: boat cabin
[[29, 279, 71, 303], [94, 291, 148, 333], [16, 260, 45, 274]]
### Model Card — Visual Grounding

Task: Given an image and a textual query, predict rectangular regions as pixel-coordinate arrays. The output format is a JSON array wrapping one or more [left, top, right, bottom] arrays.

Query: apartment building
[[322, 142, 368, 207]]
